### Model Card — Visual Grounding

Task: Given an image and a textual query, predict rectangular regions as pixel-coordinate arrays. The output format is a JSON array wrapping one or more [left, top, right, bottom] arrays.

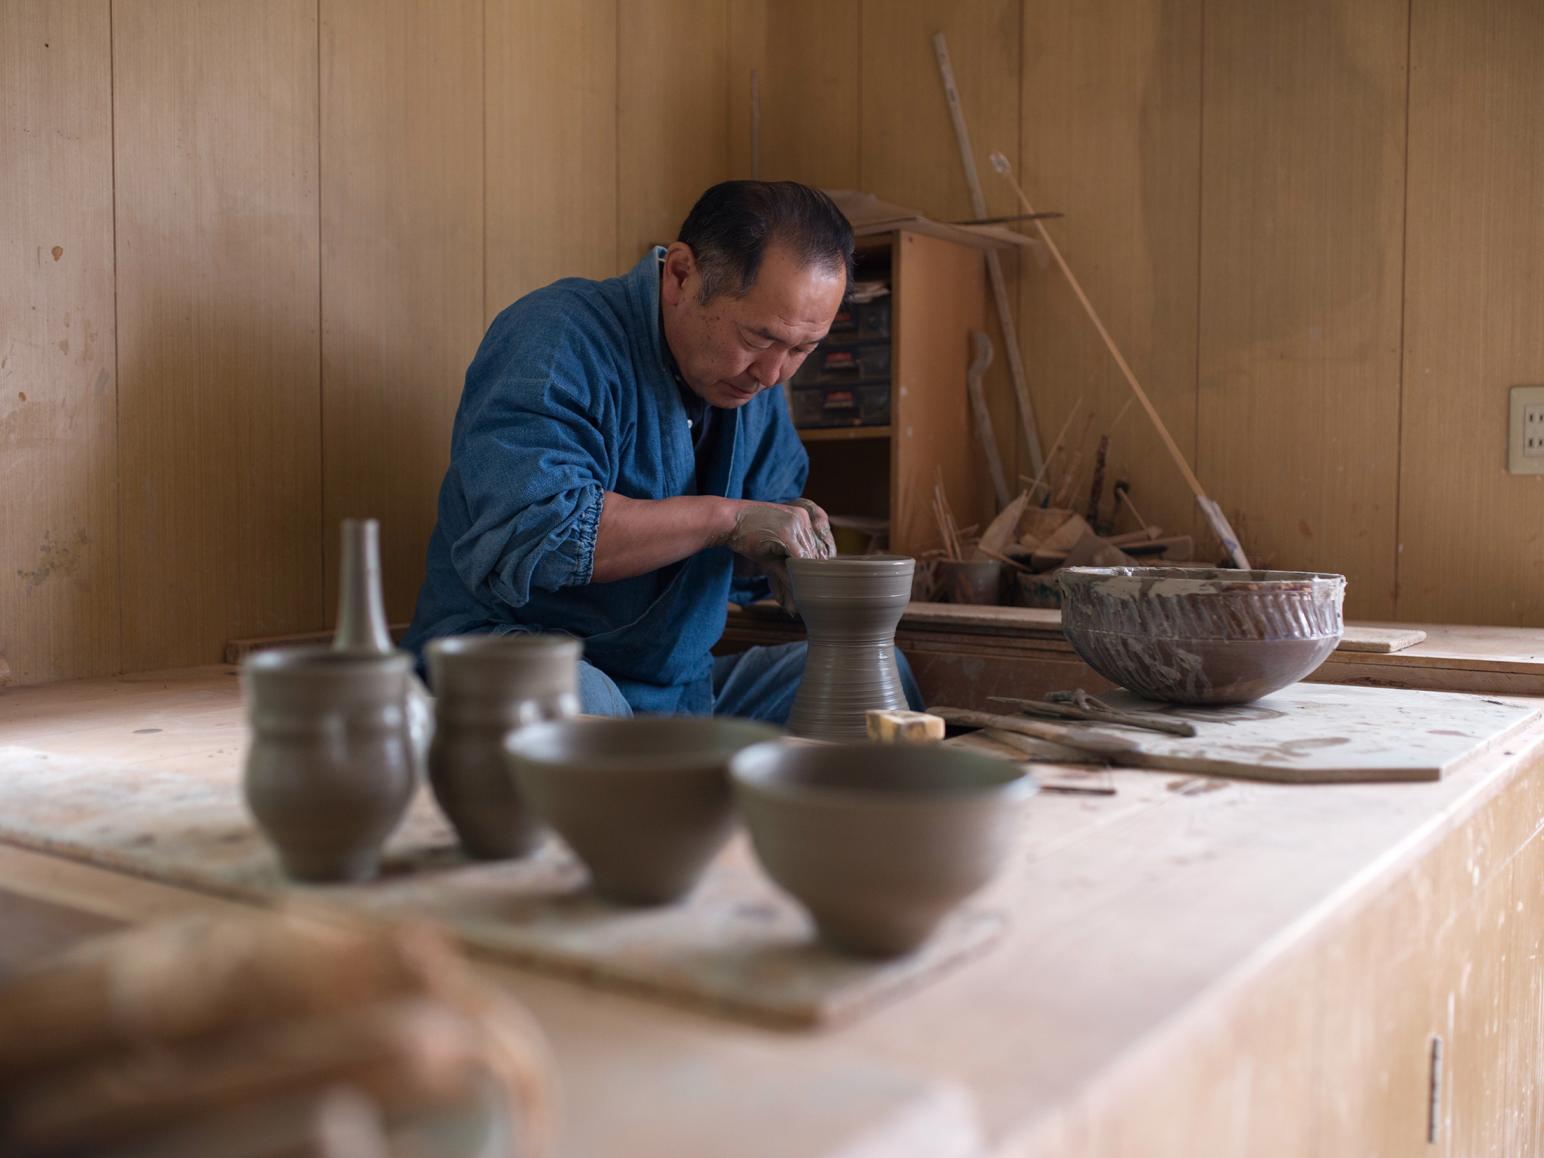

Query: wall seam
[[109, 0, 124, 676], [315, 0, 326, 629], [1193, 0, 1207, 545], [1392, 0, 1415, 618]]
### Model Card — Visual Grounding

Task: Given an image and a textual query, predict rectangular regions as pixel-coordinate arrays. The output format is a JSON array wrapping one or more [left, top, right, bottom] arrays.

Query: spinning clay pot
[[786, 555, 914, 743], [508, 717, 779, 906], [731, 741, 1036, 958], [426, 633, 581, 859], [242, 647, 417, 883]]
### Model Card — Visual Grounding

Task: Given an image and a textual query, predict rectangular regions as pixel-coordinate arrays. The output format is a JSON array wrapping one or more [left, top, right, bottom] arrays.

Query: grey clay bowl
[[731, 741, 1037, 958], [1058, 566, 1346, 705], [507, 717, 781, 906]]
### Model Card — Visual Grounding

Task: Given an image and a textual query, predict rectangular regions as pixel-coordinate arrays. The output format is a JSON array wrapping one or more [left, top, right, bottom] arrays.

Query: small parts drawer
[[790, 382, 891, 428]]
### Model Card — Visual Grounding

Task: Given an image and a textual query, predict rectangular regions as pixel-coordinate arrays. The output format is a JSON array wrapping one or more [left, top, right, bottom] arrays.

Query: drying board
[[0, 747, 1003, 1029], [1046, 684, 1537, 783]]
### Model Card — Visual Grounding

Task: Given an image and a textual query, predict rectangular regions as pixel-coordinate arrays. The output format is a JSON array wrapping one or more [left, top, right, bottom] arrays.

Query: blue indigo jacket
[[402, 249, 809, 714]]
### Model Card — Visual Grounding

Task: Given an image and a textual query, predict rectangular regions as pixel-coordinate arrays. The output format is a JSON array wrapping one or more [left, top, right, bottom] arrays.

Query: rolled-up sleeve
[[449, 367, 611, 611]]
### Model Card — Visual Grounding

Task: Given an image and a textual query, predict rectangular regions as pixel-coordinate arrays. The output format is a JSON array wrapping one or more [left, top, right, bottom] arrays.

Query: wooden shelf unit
[[795, 230, 991, 556]]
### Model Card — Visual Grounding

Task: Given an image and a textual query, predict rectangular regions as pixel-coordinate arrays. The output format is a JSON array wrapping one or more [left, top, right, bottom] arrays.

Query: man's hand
[[719, 498, 835, 614]]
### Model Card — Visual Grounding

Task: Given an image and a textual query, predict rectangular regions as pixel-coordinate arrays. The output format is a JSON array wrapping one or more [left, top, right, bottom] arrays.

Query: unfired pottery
[[332, 518, 434, 770], [730, 741, 1037, 958], [786, 555, 915, 743], [1058, 566, 1346, 705], [242, 647, 417, 882], [426, 633, 581, 859], [936, 558, 1006, 605], [507, 717, 780, 906]]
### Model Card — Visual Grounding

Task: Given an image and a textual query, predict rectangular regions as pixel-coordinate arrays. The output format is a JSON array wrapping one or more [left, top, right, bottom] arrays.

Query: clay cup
[[425, 633, 581, 859], [507, 717, 780, 905], [242, 647, 417, 883], [731, 741, 1036, 957]]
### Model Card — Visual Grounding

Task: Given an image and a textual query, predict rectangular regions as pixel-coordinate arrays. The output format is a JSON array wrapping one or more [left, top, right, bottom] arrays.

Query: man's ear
[[661, 242, 696, 307]]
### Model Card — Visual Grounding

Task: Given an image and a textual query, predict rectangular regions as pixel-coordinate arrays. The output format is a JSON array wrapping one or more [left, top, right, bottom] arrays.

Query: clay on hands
[[720, 498, 836, 614]]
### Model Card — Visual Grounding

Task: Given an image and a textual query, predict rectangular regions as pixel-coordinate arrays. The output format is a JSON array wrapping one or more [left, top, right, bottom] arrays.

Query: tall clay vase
[[242, 647, 417, 883], [332, 518, 432, 770], [426, 634, 582, 860], [786, 556, 915, 743]]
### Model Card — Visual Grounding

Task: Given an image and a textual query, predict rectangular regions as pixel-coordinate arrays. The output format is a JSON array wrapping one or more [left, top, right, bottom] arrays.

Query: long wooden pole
[[932, 32, 1046, 479], [985, 151, 1252, 570]]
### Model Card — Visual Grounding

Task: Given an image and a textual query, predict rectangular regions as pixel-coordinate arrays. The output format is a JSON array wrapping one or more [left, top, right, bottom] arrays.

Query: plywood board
[[485, 0, 618, 316], [728, 0, 861, 188], [1019, 0, 1203, 544], [319, 0, 483, 625], [0, 0, 119, 687], [114, 0, 322, 670], [1197, 0, 1407, 617], [861, 0, 1023, 485], [1397, 0, 1544, 626], [617, 0, 728, 271], [0, 747, 1007, 1029], [1071, 684, 1537, 783]]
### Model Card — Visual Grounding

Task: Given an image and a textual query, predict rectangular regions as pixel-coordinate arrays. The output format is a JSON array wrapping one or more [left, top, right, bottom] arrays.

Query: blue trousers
[[579, 641, 924, 724]]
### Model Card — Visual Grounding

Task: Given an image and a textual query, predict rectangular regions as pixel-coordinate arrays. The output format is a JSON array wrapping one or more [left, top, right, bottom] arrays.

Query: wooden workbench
[[1, 666, 1541, 1156]]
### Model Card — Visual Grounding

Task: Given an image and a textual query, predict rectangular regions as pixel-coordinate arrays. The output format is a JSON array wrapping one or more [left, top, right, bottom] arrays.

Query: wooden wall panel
[[1398, 0, 1544, 625], [728, 0, 861, 189], [0, 1, 118, 686], [485, 0, 617, 317], [860, 0, 1023, 491], [618, 0, 729, 272], [1018, 1, 1203, 544], [320, 0, 483, 625], [1198, 0, 1407, 618], [114, 0, 321, 670]]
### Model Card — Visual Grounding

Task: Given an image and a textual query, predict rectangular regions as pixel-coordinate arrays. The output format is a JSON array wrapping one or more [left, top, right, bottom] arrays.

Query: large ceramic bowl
[[730, 741, 1037, 958], [1058, 566, 1346, 705], [507, 717, 779, 906]]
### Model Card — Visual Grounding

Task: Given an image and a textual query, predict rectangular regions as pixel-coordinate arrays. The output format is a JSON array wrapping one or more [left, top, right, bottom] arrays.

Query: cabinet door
[[890, 231, 990, 555]]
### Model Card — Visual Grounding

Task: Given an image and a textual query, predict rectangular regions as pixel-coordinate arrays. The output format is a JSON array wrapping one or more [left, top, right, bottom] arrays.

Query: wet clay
[[242, 647, 417, 882], [426, 634, 581, 859], [508, 717, 780, 906], [731, 741, 1036, 958], [787, 556, 915, 743], [1059, 566, 1346, 705]]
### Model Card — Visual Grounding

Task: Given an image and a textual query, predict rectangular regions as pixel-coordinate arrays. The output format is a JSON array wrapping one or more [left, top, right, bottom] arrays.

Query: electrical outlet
[[1508, 386, 1544, 474]]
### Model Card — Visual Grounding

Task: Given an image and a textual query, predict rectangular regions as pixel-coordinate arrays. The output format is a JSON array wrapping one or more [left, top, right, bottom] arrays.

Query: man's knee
[[578, 660, 633, 717]]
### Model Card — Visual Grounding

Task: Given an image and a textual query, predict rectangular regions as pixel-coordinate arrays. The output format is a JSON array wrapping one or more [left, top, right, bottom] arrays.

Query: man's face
[[660, 240, 845, 409]]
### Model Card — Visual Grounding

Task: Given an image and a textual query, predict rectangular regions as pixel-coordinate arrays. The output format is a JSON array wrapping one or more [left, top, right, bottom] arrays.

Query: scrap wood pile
[[0, 910, 553, 1158]]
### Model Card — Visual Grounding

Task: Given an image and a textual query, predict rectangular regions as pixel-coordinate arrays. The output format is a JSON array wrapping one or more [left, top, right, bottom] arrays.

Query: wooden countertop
[[2, 666, 1542, 1156]]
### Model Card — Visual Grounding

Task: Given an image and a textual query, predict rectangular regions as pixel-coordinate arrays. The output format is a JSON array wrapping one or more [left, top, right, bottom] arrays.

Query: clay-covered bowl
[[507, 717, 781, 906], [730, 742, 1037, 958], [1058, 566, 1346, 705]]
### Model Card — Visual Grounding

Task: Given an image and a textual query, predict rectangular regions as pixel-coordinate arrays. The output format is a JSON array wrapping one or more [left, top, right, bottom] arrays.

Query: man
[[404, 180, 920, 721]]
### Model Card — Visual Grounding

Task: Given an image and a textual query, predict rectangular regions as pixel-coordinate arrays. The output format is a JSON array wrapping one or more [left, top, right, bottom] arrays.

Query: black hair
[[677, 181, 855, 304]]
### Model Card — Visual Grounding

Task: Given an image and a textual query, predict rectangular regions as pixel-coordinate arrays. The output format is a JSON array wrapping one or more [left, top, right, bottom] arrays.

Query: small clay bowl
[[730, 742, 1037, 958], [1058, 566, 1346, 705], [507, 717, 781, 906]]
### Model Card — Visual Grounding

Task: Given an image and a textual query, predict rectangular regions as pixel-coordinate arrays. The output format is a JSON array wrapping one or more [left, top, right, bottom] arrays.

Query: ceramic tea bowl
[[507, 717, 780, 906], [730, 741, 1036, 958], [1058, 566, 1346, 705]]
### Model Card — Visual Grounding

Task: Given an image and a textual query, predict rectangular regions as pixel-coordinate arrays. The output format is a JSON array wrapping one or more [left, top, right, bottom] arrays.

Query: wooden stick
[[989, 694, 1197, 737], [965, 330, 1012, 510], [932, 707, 1140, 759], [1021, 397, 1083, 505], [987, 150, 1252, 569], [933, 32, 1046, 477]]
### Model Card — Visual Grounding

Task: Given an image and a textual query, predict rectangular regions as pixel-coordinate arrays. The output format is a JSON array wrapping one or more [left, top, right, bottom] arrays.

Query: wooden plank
[[891, 232, 990, 554], [1398, 0, 1544, 625], [728, 0, 861, 188], [114, 0, 322, 670], [0, 0, 118, 687], [862, 0, 1022, 487], [485, 0, 618, 316], [1018, 2, 1203, 546], [319, 0, 482, 626], [1197, 0, 1407, 617], [617, 0, 729, 271]]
